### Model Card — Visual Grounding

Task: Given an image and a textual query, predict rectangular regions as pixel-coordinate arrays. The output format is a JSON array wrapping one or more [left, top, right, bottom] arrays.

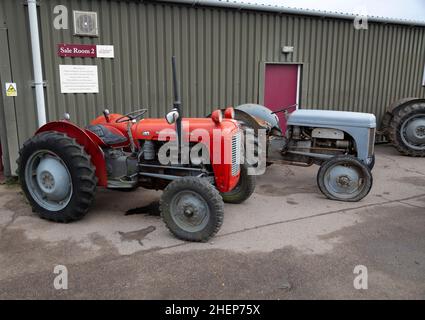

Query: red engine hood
[[91, 114, 240, 141], [133, 118, 239, 141]]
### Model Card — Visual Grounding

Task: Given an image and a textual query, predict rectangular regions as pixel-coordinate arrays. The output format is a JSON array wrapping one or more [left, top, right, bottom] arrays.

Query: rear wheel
[[221, 163, 256, 204], [388, 102, 425, 156], [17, 132, 97, 222], [317, 155, 372, 202], [160, 177, 224, 242]]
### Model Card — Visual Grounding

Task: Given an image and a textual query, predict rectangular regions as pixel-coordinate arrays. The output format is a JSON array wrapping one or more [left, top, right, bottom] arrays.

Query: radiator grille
[[368, 128, 376, 157], [231, 132, 241, 176]]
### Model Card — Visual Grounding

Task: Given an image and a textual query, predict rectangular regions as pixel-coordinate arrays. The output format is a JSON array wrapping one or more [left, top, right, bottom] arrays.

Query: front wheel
[[317, 155, 372, 202], [17, 131, 97, 222], [160, 177, 224, 242], [221, 163, 256, 204]]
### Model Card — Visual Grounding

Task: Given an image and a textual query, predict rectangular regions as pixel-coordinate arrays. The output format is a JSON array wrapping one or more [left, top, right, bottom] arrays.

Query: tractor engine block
[[288, 126, 353, 154], [104, 149, 138, 181]]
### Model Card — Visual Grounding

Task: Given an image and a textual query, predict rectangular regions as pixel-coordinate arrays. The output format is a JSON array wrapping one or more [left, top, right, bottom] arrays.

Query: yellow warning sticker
[[5, 83, 17, 97]]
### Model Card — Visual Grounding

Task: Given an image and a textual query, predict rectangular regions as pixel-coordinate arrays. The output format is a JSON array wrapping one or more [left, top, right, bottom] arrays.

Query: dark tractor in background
[[381, 98, 425, 157]]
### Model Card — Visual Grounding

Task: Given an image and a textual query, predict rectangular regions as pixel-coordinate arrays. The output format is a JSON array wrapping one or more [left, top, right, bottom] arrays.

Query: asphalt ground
[[0, 144, 424, 299]]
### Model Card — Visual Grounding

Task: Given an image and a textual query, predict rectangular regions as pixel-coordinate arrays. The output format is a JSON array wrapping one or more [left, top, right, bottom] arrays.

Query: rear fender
[[235, 104, 282, 132], [36, 121, 108, 186], [208, 105, 281, 133]]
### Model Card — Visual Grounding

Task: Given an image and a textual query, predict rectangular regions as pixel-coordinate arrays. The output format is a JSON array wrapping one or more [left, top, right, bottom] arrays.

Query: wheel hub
[[36, 157, 71, 201], [40, 171, 55, 190], [402, 116, 425, 148], [416, 126, 425, 137], [177, 198, 205, 224], [25, 151, 73, 211], [184, 206, 195, 217], [337, 175, 352, 187], [171, 191, 210, 232], [327, 165, 360, 194]]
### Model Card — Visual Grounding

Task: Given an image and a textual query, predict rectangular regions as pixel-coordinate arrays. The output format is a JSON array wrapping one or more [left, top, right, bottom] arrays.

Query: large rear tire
[[388, 102, 425, 156], [221, 163, 256, 204], [317, 155, 372, 202], [17, 132, 97, 222], [160, 177, 224, 242]]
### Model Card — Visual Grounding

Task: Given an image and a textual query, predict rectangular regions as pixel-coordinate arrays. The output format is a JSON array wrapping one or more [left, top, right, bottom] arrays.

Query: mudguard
[[36, 121, 108, 187], [208, 104, 282, 133], [235, 104, 281, 131]]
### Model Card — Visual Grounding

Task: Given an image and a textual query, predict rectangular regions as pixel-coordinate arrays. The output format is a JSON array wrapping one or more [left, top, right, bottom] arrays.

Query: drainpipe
[[27, 0, 47, 127]]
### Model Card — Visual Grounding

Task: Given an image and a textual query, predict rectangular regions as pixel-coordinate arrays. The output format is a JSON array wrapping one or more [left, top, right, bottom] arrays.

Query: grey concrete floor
[[0, 144, 424, 299]]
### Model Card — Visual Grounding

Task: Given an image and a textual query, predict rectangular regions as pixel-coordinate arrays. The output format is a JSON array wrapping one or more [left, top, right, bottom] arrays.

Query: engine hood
[[91, 114, 240, 141], [287, 110, 376, 129], [134, 117, 240, 140]]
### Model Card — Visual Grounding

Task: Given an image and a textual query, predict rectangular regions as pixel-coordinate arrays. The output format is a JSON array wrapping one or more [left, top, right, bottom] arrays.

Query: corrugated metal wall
[[1, 0, 425, 167]]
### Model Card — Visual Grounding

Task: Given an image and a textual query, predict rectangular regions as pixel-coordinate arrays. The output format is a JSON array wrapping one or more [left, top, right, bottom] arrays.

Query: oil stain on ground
[[118, 226, 156, 246], [257, 184, 317, 197], [394, 176, 425, 187], [125, 201, 161, 216], [286, 198, 299, 205]]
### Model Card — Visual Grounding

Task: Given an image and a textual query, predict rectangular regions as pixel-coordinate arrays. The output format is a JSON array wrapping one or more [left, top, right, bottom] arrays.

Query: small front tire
[[317, 155, 372, 202], [160, 177, 224, 242]]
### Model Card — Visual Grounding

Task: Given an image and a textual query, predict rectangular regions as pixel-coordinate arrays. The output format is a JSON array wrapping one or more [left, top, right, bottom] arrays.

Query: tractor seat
[[86, 124, 128, 146]]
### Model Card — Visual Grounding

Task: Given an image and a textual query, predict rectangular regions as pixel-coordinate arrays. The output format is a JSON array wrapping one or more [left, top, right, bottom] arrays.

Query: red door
[[264, 64, 299, 132]]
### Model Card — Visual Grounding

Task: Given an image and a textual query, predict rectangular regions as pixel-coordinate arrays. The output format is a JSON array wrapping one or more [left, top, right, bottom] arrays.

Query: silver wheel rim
[[401, 114, 425, 151], [170, 190, 210, 233], [324, 163, 365, 200], [25, 150, 73, 211]]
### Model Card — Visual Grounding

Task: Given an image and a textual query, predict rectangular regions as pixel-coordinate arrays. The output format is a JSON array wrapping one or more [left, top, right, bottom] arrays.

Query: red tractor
[[17, 58, 255, 242]]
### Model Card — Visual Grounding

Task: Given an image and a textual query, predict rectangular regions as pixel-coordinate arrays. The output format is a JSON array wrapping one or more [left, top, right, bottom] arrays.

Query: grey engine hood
[[287, 110, 376, 129]]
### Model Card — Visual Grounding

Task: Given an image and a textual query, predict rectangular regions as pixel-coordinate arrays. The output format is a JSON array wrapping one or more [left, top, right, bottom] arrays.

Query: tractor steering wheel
[[115, 109, 148, 123]]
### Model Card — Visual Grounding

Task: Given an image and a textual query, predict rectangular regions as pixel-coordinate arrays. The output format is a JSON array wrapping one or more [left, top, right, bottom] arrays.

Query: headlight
[[224, 107, 235, 119], [211, 110, 223, 124]]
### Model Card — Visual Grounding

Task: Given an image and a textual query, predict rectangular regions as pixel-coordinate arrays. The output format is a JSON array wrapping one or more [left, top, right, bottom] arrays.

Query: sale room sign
[[57, 44, 114, 58], [58, 44, 97, 58]]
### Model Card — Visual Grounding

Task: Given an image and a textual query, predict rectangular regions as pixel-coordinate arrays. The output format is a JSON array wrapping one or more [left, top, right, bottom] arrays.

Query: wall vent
[[73, 11, 98, 37]]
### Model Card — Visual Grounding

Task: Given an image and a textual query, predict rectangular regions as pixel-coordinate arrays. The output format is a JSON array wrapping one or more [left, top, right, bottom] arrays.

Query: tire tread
[[388, 103, 425, 157], [160, 177, 224, 242], [17, 131, 97, 223]]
